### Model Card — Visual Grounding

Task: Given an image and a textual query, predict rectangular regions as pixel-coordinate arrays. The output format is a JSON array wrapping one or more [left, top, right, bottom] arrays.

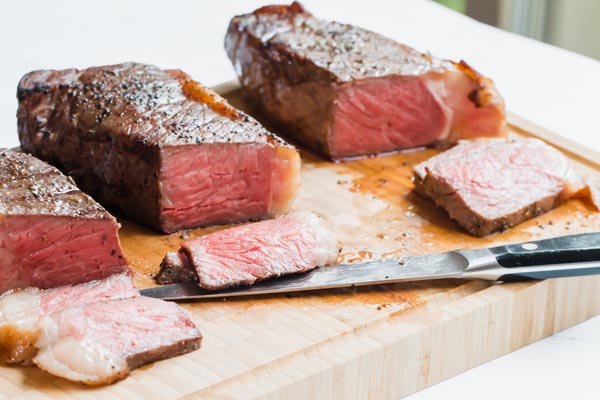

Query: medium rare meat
[[413, 138, 599, 236], [0, 273, 138, 364], [0, 149, 128, 293], [17, 63, 300, 233], [157, 211, 339, 290], [225, 2, 506, 160], [33, 296, 202, 386]]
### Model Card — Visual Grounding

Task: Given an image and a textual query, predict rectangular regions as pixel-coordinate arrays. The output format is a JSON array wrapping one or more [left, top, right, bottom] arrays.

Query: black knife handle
[[489, 232, 600, 268], [497, 264, 600, 282]]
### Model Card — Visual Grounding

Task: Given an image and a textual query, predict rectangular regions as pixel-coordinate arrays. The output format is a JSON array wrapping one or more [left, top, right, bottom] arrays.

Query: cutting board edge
[[180, 275, 600, 399]]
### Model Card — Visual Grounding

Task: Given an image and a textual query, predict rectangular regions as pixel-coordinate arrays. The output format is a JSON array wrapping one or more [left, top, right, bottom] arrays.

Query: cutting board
[[2, 81, 600, 400]]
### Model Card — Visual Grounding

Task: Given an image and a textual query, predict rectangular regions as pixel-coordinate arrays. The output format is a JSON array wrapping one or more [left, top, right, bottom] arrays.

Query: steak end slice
[[0, 273, 138, 364], [17, 63, 301, 233], [225, 2, 506, 160], [157, 210, 340, 290], [33, 296, 202, 386], [0, 149, 128, 293], [413, 138, 598, 236], [155, 250, 198, 284]]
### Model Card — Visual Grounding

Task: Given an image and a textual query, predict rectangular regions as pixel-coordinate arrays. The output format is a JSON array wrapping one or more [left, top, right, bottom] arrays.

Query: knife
[[141, 232, 600, 301]]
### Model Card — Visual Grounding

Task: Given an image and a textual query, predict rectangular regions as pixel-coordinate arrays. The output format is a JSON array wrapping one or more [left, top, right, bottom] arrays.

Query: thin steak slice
[[413, 138, 600, 236], [17, 63, 300, 233], [225, 2, 506, 160], [0, 149, 128, 293], [33, 296, 202, 386], [157, 211, 339, 290], [0, 273, 138, 364]]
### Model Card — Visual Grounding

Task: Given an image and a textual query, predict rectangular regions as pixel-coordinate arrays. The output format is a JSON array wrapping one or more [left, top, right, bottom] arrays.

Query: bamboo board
[[2, 82, 600, 400]]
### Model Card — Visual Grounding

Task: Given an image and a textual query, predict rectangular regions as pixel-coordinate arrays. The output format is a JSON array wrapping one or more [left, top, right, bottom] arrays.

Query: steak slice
[[17, 63, 300, 233], [413, 138, 599, 236], [0, 273, 138, 364], [0, 149, 128, 293], [33, 296, 202, 386], [157, 211, 339, 290], [225, 2, 506, 160]]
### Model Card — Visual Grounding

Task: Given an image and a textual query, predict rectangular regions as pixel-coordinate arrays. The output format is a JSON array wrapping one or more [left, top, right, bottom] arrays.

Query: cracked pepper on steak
[[0, 148, 128, 294], [17, 63, 300, 233], [225, 2, 507, 160]]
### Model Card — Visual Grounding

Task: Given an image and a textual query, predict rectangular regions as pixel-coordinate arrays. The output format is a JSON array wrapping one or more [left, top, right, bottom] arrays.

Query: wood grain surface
[[2, 82, 599, 400]]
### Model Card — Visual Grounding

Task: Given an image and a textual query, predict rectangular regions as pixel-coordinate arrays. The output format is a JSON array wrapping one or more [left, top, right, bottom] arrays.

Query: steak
[[0, 149, 128, 293], [413, 138, 599, 236], [157, 211, 339, 290], [0, 273, 138, 364], [33, 296, 202, 385], [17, 63, 301, 233], [225, 2, 507, 160]]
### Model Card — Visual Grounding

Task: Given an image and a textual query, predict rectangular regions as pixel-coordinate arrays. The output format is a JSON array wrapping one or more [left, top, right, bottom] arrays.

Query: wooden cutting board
[[2, 82, 600, 400]]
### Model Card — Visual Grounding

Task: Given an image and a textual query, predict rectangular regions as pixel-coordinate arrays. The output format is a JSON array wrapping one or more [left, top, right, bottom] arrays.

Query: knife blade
[[140, 232, 600, 301]]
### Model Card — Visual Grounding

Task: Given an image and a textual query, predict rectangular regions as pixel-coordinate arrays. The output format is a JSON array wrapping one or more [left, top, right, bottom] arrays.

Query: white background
[[1, 1, 599, 398]]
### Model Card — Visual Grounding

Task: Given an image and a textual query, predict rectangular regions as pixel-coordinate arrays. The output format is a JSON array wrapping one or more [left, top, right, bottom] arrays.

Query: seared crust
[[0, 149, 109, 219], [79, 336, 202, 387], [411, 139, 592, 237], [413, 169, 562, 237], [225, 2, 505, 157], [17, 63, 291, 150], [229, 2, 451, 83], [17, 63, 295, 231], [155, 251, 198, 284], [0, 325, 39, 364]]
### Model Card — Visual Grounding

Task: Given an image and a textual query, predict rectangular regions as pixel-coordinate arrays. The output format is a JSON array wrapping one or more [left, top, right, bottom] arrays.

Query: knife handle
[[457, 232, 600, 282], [496, 263, 600, 282], [489, 232, 600, 268]]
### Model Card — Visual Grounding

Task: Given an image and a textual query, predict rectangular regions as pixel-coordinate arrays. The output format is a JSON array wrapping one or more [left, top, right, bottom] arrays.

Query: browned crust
[[413, 169, 563, 237], [225, 3, 506, 159], [0, 149, 110, 219], [78, 336, 202, 387], [155, 251, 198, 284], [166, 69, 292, 149], [17, 63, 296, 232], [252, 1, 309, 17], [0, 325, 39, 364], [166, 70, 244, 121], [225, 7, 338, 157], [455, 60, 505, 109]]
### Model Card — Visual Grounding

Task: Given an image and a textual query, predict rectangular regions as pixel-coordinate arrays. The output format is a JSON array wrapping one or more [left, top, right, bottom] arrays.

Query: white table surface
[[1, 1, 599, 398]]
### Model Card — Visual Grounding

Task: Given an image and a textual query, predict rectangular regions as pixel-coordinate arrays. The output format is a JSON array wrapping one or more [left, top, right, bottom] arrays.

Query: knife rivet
[[522, 243, 538, 250]]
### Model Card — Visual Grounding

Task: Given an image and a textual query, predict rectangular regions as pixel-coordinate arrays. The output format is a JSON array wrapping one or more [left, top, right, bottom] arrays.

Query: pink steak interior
[[0, 216, 127, 293], [329, 76, 447, 158], [159, 143, 291, 232]]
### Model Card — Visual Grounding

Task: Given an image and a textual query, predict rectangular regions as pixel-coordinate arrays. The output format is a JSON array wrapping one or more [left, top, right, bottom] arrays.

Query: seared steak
[[0, 149, 128, 293], [414, 138, 599, 236], [0, 273, 138, 364], [225, 2, 506, 160], [17, 63, 300, 233], [33, 296, 202, 385], [157, 211, 339, 290]]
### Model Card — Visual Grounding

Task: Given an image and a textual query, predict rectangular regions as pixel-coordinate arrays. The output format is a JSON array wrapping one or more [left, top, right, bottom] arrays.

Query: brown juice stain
[[136, 363, 154, 371], [118, 88, 600, 335]]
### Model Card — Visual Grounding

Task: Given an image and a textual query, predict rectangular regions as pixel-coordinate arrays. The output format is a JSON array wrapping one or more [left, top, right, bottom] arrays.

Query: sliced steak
[[0, 149, 128, 293], [17, 63, 300, 233], [33, 296, 202, 386], [225, 2, 506, 160], [0, 273, 138, 364], [413, 138, 599, 236], [157, 211, 339, 290]]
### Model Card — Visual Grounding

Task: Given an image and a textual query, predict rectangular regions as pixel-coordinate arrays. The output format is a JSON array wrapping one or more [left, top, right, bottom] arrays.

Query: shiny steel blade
[[140, 251, 469, 301]]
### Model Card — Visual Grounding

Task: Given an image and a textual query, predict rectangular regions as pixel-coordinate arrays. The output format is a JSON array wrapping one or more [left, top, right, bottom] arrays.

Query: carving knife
[[140, 232, 600, 301]]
